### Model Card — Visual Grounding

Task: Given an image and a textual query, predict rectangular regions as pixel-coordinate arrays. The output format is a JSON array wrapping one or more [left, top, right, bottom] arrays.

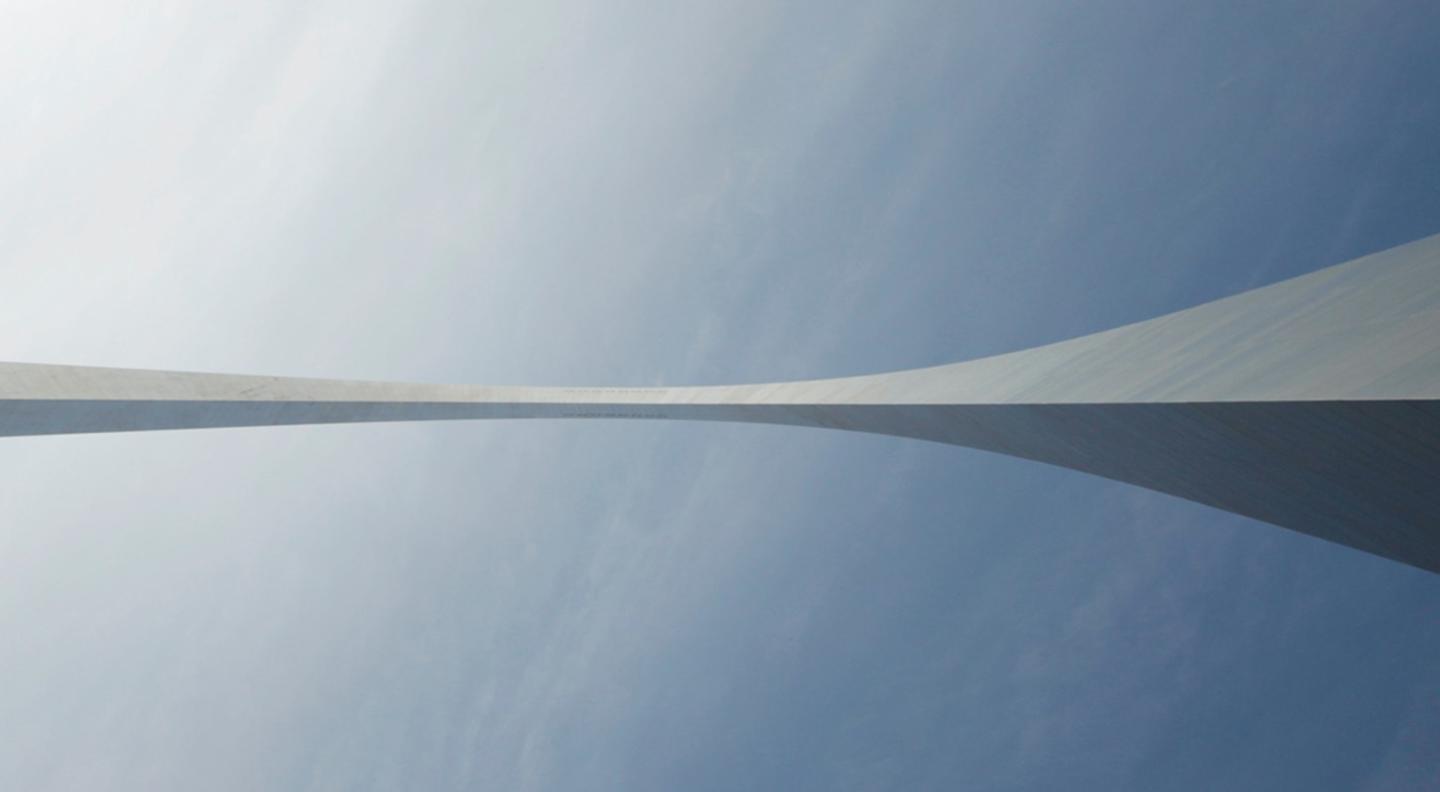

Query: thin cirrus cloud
[[3, 2, 1440, 790]]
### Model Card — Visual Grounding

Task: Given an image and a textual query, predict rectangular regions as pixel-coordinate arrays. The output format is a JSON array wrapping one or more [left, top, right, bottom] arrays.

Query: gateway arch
[[4, 234, 1439, 572]]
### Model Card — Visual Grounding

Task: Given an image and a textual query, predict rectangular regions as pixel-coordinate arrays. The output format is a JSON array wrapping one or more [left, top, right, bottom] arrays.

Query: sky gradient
[[2, 2, 1439, 789]]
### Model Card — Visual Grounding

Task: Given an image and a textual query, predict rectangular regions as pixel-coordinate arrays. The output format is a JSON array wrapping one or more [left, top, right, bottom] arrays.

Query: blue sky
[[1, 1, 1439, 789]]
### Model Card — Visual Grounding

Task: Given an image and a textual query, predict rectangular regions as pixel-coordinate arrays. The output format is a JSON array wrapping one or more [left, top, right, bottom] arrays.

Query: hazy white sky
[[3, 2, 1439, 789]]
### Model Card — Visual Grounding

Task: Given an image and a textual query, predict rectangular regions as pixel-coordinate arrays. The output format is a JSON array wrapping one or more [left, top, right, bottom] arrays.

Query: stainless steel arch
[[5, 234, 1440, 571]]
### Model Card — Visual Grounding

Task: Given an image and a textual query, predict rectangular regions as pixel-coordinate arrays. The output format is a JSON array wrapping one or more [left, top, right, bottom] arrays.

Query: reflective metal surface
[[5, 234, 1439, 570]]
